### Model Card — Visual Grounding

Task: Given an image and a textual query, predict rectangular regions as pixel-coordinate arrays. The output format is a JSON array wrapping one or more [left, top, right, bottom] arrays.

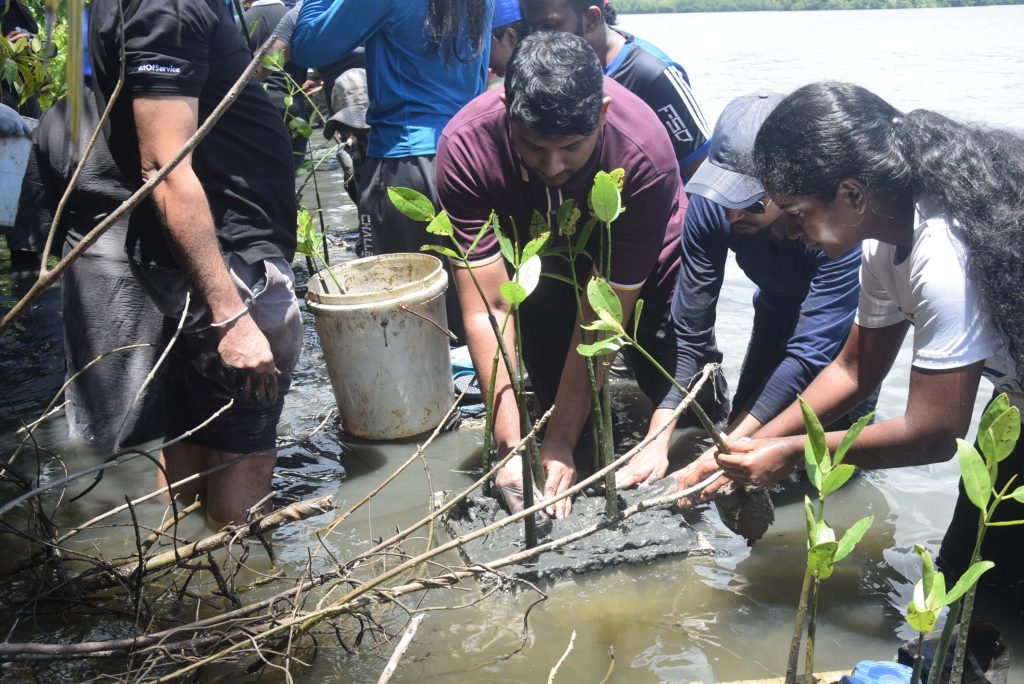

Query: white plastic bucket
[[306, 253, 454, 440], [0, 131, 32, 227]]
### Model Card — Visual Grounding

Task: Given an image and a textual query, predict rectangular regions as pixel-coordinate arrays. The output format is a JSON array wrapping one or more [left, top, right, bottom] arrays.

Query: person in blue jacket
[[291, 0, 493, 337], [618, 93, 871, 488]]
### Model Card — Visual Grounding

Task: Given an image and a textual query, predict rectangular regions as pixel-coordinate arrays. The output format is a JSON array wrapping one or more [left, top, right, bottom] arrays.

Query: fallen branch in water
[[377, 612, 426, 684], [74, 496, 334, 593]]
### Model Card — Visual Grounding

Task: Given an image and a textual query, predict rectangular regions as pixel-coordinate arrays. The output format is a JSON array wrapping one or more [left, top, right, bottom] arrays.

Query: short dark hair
[[505, 31, 604, 137], [571, 0, 618, 25]]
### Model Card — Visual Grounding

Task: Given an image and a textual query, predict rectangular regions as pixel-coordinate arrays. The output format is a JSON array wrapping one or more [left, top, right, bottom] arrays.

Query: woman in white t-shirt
[[676, 81, 1024, 584]]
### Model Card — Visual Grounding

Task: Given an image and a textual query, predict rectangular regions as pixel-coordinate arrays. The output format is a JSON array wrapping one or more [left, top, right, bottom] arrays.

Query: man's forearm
[[151, 173, 245, 323]]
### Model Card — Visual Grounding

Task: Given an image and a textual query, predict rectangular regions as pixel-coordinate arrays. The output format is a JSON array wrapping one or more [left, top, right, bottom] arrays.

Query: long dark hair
[[423, 0, 490, 66], [752, 81, 1024, 373]]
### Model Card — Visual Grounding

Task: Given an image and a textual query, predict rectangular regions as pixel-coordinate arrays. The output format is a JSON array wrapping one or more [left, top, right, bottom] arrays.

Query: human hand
[[5, 30, 31, 43], [216, 314, 279, 405], [494, 454, 545, 516], [540, 442, 577, 519], [615, 443, 669, 489], [671, 452, 729, 509], [714, 437, 801, 488]]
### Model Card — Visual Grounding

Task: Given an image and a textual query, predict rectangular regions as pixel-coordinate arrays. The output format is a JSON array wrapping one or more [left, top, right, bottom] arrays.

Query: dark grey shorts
[[132, 255, 303, 453]]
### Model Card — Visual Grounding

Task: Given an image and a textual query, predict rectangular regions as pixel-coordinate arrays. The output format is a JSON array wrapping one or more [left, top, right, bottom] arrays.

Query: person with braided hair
[[674, 81, 1024, 584]]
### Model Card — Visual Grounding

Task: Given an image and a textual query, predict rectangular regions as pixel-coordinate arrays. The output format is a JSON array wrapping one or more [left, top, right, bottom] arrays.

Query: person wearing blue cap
[[490, 0, 530, 77], [618, 93, 872, 490]]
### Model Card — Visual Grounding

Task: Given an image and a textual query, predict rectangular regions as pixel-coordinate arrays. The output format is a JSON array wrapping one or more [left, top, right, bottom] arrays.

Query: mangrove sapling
[[296, 206, 344, 294], [784, 398, 874, 684], [931, 393, 1023, 684], [540, 170, 625, 516], [905, 544, 993, 684], [386, 186, 543, 547]]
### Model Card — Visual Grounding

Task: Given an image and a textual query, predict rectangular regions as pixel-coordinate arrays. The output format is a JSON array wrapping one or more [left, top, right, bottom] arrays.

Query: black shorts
[[132, 255, 303, 453]]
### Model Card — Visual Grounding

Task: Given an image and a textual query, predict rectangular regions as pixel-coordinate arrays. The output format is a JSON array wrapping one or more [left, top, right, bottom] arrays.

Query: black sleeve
[[644, 65, 711, 171], [659, 196, 729, 410], [122, 0, 217, 97]]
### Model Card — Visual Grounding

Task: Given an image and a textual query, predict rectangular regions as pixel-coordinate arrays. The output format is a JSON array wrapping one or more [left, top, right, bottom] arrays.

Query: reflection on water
[[2, 6, 1024, 681]]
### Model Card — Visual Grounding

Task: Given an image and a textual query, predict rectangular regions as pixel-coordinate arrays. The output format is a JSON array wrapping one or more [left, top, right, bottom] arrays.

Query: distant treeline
[[614, 0, 1021, 12]]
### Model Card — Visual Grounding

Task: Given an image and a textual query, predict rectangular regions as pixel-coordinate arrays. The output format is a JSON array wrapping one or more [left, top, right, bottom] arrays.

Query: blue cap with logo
[[687, 92, 784, 210], [493, 0, 523, 28]]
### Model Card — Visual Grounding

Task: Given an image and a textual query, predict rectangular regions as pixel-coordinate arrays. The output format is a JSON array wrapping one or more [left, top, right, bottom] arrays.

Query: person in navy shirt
[[618, 93, 871, 489], [522, 0, 711, 180]]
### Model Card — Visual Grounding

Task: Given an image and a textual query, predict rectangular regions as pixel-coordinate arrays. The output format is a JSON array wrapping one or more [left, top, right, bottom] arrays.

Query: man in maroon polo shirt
[[437, 32, 723, 518]]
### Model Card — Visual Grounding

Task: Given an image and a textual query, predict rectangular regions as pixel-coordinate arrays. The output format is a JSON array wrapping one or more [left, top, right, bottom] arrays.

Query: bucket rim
[[306, 252, 445, 306]]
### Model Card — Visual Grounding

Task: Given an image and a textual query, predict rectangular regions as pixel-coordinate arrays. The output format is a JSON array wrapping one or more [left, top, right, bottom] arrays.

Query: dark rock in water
[[713, 482, 775, 546], [440, 479, 719, 583]]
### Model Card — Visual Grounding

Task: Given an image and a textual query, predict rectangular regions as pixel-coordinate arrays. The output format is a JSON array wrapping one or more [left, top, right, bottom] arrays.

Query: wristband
[[209, 304, 250, 329]]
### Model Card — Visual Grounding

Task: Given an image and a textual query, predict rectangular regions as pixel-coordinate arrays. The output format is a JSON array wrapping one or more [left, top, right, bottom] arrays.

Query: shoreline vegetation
[[616, 0, 1022, 12]]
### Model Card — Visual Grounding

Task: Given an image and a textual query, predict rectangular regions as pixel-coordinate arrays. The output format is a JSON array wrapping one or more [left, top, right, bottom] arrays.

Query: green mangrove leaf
[[289, 116, 313, 139], [609, 167, 625, 190], [633, 298, 644, 339], [944, 560, 995, 606], [517, 255, 543, 297], [913, 544, 940, 609], [979, 406, 1021, 464], [805, 443, 823, 493], [1008, 485, 1024, 504], [582, 319, 622, 333], [422, 244, 462, 260], [978, 393, 1012, 437], [590, 171, 622, 224], [587, 277, 624, 331], [808, 541, 838, 580], [425, 210, 454, 237], [262, 49, 285, 72], [541, 272, 578, 288], [576, 217, 598, 253], [522, 232, 551, 264], [811, 519, 835, 547], [907, 596, 939, 634], [500, 281, 527, 307], [492, 217, 516, 266], [295, 207, 322, 256], [821, 464, 857, 497], [467, 212, 495, 256], [529, 209, 548, 239], [799, 396, 829, 471], [577, 336, 626, 357], [283, 94, 293, 107], [388, 187, 435, 222], [833, 411, 874, 466], [557, 199, 580, 236], [804, 496, 816, 546], [834, 515, 873, 563], [957, 438, 992, 511]]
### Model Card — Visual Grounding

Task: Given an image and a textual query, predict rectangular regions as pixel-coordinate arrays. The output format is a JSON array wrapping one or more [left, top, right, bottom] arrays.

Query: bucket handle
[[399, 302, 457, 341]]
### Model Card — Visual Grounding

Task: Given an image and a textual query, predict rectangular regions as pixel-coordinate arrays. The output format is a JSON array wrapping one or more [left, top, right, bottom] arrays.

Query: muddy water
[[3, 5, 1024, 682]]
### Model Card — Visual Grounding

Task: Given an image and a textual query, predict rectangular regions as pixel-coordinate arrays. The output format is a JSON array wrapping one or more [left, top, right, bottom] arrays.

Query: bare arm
[[452, 259, 519, 454], [133, 95, 275, 375], [717, 321, 984, 485]]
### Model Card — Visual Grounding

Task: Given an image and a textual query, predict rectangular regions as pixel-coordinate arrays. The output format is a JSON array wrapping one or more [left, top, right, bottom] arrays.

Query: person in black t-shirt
[[89, 0, 302, 527]]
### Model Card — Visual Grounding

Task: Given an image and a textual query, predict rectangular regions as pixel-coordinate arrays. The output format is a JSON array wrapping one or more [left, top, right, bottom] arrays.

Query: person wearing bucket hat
[[617, 93, 873, 491], [323, 68, 370, 212], [489, 0, 530, 78], [522, 0, 710, 181]]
